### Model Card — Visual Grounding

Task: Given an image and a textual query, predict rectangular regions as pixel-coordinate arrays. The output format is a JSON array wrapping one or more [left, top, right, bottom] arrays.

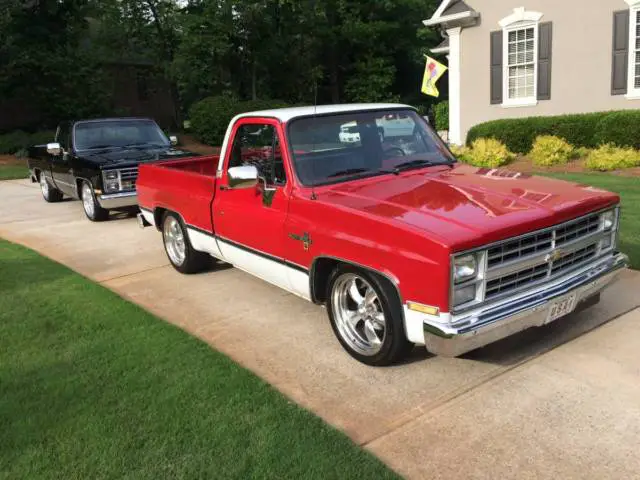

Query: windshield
[[74, 119, 170, 151], [288, 109, 455, 186]]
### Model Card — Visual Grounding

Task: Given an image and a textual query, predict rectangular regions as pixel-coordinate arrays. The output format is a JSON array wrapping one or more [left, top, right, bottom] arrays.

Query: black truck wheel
[[81, 181, 109, 222], [39, 172, 63, 203]]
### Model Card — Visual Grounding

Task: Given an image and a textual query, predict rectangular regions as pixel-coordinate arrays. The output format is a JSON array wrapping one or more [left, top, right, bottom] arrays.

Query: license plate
[[545, 293, 577, 324]]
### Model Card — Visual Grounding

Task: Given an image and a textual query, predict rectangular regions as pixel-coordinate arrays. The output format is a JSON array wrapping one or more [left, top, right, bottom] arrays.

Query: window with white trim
[[632, 8, 640, 91], [506, 27, 536, 100], [498, 8, 543, 107]]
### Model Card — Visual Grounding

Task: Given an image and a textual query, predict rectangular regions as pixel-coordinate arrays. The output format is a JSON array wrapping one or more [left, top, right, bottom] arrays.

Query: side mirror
[[47, 142, 62, 156], [227, 165, 258, 189], [169, 135, 178, 146]]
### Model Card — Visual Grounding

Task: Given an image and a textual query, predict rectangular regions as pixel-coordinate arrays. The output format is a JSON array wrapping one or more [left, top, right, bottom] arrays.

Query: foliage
[[529, 136, 575, 166], [593, 110, 640, 150], [344, 57, 400, 103], [467, 112, 606, 154], [433, 101, 449, 131], [189, 96, 290, 146], [467, 110, 640, 154], [0, 130, 56, 154], [453, 138, 515, 168], [544, 173, 640, 269], [0, 239, 399, 479], [584, 144, 640, 171]]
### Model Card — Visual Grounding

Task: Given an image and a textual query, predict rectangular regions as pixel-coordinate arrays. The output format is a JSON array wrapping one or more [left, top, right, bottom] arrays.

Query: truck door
[[50, 122, 76, 197], [213, 118, 292, 290]]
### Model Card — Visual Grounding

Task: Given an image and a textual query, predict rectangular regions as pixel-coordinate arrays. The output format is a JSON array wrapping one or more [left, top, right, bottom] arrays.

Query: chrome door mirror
[[227, 165, 258, 189], [47, 142, 62, 156], [169, 135, 178, 146]]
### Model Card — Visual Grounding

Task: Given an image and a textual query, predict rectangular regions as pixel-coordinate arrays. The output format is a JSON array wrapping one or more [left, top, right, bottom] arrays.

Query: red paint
[[138, 120, 619, 312]]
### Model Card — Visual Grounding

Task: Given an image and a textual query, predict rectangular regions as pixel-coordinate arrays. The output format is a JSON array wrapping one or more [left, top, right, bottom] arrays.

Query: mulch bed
[[508, 156, 640, 178]]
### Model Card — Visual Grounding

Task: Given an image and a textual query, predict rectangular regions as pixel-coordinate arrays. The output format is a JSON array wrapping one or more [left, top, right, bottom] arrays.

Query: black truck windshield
[[287, 109, 455, 186], [74, 119, 170, 151]]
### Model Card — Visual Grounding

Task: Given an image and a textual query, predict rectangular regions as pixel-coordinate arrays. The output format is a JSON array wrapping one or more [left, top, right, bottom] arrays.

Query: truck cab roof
[[234, 103, 413, 123]]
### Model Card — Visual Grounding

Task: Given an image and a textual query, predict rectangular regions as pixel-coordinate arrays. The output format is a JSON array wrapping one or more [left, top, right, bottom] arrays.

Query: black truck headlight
[[103, 170, 121, 193]]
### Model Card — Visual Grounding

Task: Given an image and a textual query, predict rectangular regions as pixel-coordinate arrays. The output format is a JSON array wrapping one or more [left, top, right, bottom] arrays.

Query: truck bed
[[137, 155, 219, 232]]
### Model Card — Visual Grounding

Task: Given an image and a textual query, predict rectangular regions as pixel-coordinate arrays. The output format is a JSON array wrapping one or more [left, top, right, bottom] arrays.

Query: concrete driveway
[[2, 178, 640, 479]]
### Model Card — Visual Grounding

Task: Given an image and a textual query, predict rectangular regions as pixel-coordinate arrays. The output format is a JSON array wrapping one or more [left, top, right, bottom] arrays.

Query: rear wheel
[[81, 181, 109, 222], [39, 173, 63, 203], [162, 212, 210, 274], [326, 265, 412, 366]]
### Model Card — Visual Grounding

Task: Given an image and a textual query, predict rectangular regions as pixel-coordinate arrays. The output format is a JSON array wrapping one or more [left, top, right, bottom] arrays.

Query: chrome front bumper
[[97, 191, 137, 209], [422, 252, 629, 357]]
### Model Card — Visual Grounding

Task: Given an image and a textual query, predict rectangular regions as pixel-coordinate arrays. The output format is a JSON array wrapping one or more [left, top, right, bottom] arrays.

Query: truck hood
[[81, 147, 199, 168], [319, 164, 619, 252]]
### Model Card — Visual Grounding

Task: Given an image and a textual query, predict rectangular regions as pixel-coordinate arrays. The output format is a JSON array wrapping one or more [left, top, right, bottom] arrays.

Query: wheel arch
[[309, 256, 403, 306]]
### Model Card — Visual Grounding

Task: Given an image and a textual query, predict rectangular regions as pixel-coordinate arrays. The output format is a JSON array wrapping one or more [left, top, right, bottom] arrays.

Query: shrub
[[189, 96, 290, 146], [433, 101, 449, 131], [584, 144, 640, 171], [594, 110, 640, 149], [529, 135, 575, 166], [466, 112, 605, 154], [454, 138, 515, 167], [467, 110, 640, 154], [0, 131, 31, 154]]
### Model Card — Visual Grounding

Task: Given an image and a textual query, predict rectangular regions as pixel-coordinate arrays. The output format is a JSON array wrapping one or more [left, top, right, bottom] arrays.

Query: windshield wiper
[[327, 168, 370, 178], [392, 159, 454, 172], [121, 142, 166, 149], [86, 145, 123, 150]]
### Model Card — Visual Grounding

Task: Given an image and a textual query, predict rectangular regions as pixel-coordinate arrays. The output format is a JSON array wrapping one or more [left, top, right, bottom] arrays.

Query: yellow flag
[[421, 56, 448, 97]]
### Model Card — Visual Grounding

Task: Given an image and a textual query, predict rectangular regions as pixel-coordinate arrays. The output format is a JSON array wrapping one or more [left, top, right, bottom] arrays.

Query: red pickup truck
[[137, 104, 628, 366]]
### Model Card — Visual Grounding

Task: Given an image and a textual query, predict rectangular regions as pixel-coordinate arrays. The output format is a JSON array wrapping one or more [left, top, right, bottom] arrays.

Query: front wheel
[[326, 265, 412, 366], [39, 173, 63, 203], [81, 181, 109, 222], [162, 212, 211, 274]]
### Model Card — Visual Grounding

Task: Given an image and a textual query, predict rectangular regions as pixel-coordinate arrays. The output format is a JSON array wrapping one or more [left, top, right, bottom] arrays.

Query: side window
[[55, 123, 71, 150], [229, 124, 286, 185]]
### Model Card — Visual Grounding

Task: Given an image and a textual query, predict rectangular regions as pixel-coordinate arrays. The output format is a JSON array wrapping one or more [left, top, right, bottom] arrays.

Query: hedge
[[189, 96, 291, 146], [466, 110, 640, 154], [433, 101, 449, 131], [0, 130, 56, 155]]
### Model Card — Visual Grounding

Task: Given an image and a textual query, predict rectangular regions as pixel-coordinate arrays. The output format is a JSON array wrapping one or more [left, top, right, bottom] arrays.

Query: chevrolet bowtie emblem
[[545, 249, 564, 263]]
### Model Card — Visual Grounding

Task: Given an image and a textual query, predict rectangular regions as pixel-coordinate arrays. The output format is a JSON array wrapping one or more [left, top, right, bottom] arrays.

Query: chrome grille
[[488, 231, 552, 267], [119, 167, 138, 191], [484, 212, 605, 301]]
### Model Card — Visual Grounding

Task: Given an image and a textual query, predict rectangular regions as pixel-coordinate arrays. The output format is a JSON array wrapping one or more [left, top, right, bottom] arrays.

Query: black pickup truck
[[27, 117, 197, 221]]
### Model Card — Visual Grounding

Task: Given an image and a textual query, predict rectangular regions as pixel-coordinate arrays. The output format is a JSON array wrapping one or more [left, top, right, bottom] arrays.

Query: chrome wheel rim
[[331, 273, 386, 356], [40, 174, 49, 198], [164, 216, 186, 266], [82, 183, 95, 218]]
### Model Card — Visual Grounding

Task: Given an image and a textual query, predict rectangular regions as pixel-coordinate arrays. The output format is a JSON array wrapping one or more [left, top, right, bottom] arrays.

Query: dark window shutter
[[537, 22, 552, 100], [490, 31, 503, 104], [612, 10, 630, 95]]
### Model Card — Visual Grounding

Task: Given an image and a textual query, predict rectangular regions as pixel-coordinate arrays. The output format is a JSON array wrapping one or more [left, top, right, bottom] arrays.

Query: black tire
[[326, 264, 413, 366], [38, 172, 63, 203], [80, 181, 109, 222], [161, 211, 211, 274]]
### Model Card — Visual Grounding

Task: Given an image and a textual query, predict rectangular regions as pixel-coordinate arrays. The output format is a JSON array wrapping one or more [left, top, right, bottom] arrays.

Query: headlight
[[103, 170, 121, 193], [453, 254, 478, 284], [453, 284, 476, 306], [601, 209, 617, 231]]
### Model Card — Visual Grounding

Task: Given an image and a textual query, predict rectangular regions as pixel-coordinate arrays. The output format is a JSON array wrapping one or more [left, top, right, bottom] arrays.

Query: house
[[424, 0, 640, 145]]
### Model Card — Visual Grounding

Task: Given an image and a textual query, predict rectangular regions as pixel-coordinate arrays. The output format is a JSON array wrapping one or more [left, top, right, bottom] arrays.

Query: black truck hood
[[80, 147, 199, 168]]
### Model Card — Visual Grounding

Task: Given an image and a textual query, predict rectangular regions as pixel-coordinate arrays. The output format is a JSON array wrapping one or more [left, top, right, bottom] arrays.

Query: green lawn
[[0, 163, 28, 180], [0, 239, 398, 479], [544, 173, 640, 269]]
